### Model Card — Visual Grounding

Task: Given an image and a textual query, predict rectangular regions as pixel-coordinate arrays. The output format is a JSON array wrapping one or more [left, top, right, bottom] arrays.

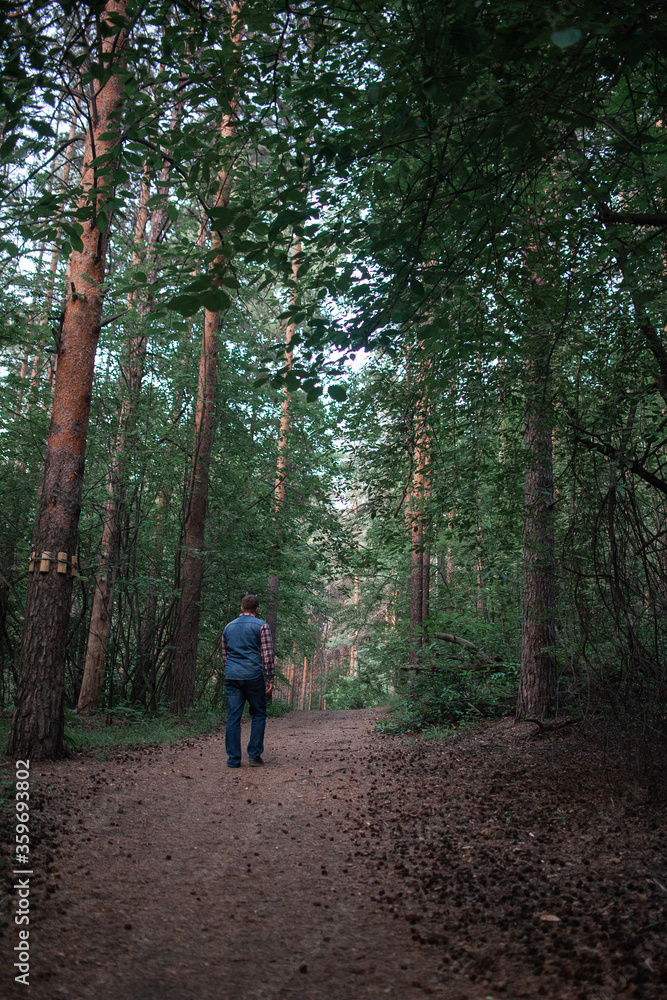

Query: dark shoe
[[248, 757, 264, 767], [227, 762, 241, 769]]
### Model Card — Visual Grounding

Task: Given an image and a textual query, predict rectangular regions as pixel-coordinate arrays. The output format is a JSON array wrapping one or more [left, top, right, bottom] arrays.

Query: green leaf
[[220, 274, 241, 290], [32, 120, 56, 139], [0, 134, 18, 157], [199, 287, 231, 312], [209, 205, 236, 227], [61, 224, 84, 253], [168, 294, 200, 316], [244, 243, 269, 264], [551, 28, 582, 48], [268, 210, 303, 238], [328, 385, 347, 402]]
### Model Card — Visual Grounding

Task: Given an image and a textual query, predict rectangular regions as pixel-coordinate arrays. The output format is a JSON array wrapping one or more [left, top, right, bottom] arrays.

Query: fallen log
[[399, 659, 503, 672], [399, 633, 505, 672], [433, 632, 503, 665], [433, 632, 479, 653]]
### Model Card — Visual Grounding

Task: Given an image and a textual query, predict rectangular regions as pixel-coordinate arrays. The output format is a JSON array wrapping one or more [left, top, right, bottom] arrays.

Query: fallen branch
[[433, 632, 503, 666], [458, 659, 503, 671], [433, 632, 479, 653], [399, 659, 502, 672]]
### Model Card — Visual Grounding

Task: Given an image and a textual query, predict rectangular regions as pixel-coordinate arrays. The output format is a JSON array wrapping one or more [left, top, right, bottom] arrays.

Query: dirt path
[[2, 709, 472, 1000], [2, 710, 665, 1000]]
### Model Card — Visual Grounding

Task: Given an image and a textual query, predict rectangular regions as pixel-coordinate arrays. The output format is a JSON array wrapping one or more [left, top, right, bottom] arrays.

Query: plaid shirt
[[221, 612, 274, 684]]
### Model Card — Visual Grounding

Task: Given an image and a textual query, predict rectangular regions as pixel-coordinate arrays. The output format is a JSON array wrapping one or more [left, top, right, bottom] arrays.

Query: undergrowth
[[378, 662, 519, 735], [1, 699, 291, 761], [62, 705, 226, 755]]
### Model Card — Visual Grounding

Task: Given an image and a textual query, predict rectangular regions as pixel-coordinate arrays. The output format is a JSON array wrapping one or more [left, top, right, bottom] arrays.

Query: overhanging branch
[[571, 424, 667, 497], [598, 205, 667, 227]]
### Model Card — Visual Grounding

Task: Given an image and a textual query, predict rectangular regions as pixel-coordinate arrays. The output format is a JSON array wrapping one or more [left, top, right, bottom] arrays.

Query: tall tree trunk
[[8, 1, 128, 759], [322, 651, 329, 710], [309, 644, 322, 711], [476, 531, 484, 613], [169, 299, 221, 712], [285, 659, 294, 706], [299, 654, 308, 711], [350, 524, 360, 676], [137, 215, 204, 705], [409, 347, 431, 662], [292, 657, 300, 708], [421, 544, 430, 623], [78, 123, 178, 714], [516, 354, 557, 719], [169, 16, 241, 710], [31, 109, 79, 402], [409, 518, 424, 661], [266, 239, 301, 644], [77, 175, 150, 714]]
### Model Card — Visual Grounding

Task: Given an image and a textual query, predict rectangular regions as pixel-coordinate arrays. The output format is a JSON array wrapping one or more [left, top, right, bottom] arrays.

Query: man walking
[[222, 594, 275, 768]]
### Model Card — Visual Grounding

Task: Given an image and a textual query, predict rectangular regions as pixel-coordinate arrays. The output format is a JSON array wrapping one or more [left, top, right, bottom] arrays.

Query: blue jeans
[[224, 676, 267, 766]]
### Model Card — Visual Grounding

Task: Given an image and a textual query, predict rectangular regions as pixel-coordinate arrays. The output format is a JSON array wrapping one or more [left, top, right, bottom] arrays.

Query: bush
[[60, 705, 227, 756], [379, 661, 518, 735]]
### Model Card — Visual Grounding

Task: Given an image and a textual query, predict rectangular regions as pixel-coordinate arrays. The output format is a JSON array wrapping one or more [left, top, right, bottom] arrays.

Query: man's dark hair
[[241, 594, 260, 611]]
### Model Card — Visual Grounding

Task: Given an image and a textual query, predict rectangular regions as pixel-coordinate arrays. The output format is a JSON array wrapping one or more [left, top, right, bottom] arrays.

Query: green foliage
[[266, 699, 291, 718], [323, 666, 390, 711], [0, 0, 666, 747], [61, 706, 227, 756], [379, 665, 519, 736]]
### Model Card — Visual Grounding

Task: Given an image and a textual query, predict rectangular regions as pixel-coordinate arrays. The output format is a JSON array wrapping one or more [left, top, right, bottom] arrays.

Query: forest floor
[[1, 708, 665, 1000]]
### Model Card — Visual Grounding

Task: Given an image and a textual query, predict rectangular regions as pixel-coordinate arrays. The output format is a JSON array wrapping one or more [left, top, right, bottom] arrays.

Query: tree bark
[[8, 1, 128, 759], [135, 214, 205, 706], [266, 572, 280, 645], [169, 16, 241, 711], [168, 5, 243, 713], [409, 519, 424, 659], [516, 357, 557, 720], [409, 346, 431, 662], [31, 109, 79, 402], [77, 174, 151, 714], [78, 112, 180, 714], [421, 544, 430, 623], [266, 239, 301, 645], [299, 654, 308, 710], [169, 298, 222, 712]]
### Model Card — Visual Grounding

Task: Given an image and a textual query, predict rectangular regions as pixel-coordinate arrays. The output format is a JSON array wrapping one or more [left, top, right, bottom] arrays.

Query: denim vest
[[223, 615, 265, 680]]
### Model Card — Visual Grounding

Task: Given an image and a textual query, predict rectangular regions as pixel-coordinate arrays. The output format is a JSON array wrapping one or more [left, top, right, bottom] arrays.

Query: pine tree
[[9, 0, 129, 757]]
